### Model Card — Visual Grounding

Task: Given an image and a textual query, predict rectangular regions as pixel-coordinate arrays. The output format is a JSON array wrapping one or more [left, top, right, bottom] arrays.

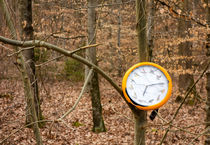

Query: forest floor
[[0, 74, 207, 145]]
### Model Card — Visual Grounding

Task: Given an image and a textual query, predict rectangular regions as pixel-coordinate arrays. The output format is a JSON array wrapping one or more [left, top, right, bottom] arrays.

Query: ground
[[0, 74, 207, 145]]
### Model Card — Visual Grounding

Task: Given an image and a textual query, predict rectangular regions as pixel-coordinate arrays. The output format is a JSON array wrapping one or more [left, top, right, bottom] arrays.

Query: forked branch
[[0, 36, 134, 110]]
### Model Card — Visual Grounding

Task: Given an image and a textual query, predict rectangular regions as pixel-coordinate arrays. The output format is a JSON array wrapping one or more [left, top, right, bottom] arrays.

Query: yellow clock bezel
[[122, 62, 172, 110]]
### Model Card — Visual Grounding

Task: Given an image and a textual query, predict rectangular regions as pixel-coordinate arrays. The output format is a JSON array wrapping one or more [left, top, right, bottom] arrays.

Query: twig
[[155, 0, 207, 27], [187, 127, 209, 145], [169, 127, 210, 136], [51, 34, 86, 40], [159, 61, 210, 145], [111, 105, 134, 122], [154, 112, 209, 136], [171, 62, 209, 122], [58, 68, 94, 121], [0, 120, 52, 144], [36, 55, 64, 67], [183, 122, 210, 129], [155, 110, 170, 124], [0, 35, 136, 111], [59, 119, 75, 130], [0, 36, 123, 98], [7, 46, 35, 57], [0, 44, 13, 52]]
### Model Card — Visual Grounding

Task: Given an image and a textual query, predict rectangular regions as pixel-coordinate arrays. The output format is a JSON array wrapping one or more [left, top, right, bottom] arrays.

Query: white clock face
[[126, 65, 169, 106]]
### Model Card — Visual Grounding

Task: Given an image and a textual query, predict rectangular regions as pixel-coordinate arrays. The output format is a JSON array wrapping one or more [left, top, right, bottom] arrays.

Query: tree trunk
[[135, 0, 148, 144], [86, 0, 106, 133], [147, 0, 155, 62], [19, 0, 44, 127], [0, 5, 3, 34], [134, 110, 147, 145], [117, 0, 123, 77], [206, 72, 210, 145], [205, 1, 210, 144], [0, 0, 43, 144], [177, 0, 197, 104]]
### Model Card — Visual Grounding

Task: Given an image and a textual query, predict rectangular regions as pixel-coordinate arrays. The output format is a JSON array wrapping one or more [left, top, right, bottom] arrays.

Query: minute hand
[[147, 83, 164, 86]]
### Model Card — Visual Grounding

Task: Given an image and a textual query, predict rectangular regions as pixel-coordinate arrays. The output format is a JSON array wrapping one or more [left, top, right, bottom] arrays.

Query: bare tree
[[147, 0, 155, 61], [177, 0, 197, 103], [205, 1, 210, 144], [135, 0, 148, 144], [86, 0, 106, 133], [0, 0, 43, 144], [19, 0, 44, 127], [116, 0, 123, 77]]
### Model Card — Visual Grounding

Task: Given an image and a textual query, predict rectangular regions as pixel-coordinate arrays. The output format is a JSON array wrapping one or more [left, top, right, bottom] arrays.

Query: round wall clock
[[122, 62, 172, 110]]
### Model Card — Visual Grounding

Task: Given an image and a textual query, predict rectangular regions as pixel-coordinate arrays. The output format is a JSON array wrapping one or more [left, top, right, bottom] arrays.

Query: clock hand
[[143, 86, 148, 96], [148, 82, 164, 86]]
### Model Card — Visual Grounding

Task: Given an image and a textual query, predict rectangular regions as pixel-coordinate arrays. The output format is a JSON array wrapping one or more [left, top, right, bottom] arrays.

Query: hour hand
[[143, 86, 148, 96]]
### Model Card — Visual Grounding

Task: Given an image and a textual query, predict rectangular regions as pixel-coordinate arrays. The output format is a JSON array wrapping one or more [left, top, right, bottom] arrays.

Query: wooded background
[[0, 0, 209, 144]]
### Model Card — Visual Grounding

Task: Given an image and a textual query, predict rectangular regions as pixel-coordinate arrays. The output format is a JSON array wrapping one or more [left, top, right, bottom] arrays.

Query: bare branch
[[51, 34, 86, 40], [36, 55, 64, 67], [0, 36, 138, 113], [187, 127, 209, 145], [155, 0, 207, 27], [35, 44, 99, 67], [7, 46, 35, 57], [0, 44, 13, 53], [159, 61, 210, 145], [58, 69, 94, 121], [0, 36, 123, 97]]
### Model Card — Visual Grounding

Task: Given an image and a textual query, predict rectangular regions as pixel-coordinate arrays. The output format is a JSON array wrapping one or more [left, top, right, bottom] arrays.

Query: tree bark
[[0, 0, 43, 144], [86, 0, 106, 133], [117, 0, 123, 77], [147, 0, 155, 61], [0, 4, 3, 34], [135, 0, 148, 144], [19, 0, 44, 128], [205, 0, 210, 144], [177, 0, 197, 104]]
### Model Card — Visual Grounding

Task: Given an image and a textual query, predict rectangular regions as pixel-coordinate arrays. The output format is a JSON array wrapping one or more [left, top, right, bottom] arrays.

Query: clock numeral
[[149, 99, 154, 103], [134, 72, 139, 77], [129, 85, 134, 90], [160, 89, 165, 93], [133, 92, 137, 98], [156, 75, 161, 80], [150, 69, 155, 74], [138, 99, 144, 103], [157, 95, 160, 101], [141, 68, 146, 73]]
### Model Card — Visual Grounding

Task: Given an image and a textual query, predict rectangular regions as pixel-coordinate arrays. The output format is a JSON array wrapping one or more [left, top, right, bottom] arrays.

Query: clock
[[122, 62, 172, 110]]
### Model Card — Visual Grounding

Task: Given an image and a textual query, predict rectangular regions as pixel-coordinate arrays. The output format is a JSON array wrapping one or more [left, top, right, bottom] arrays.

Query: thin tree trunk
[[177, 0, 197, 104], [205, 0, 210, 144], [147, 0, 155, 62], [135, 0, 148, 144], [117, 0, 123, 77], [206, 71, 210, 145], [19, 0, 44, 128], [0, 5, 3, 34], [86, 0, 106, 133], [134, 110, 147, 145], [0, 0, 43, 144]]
